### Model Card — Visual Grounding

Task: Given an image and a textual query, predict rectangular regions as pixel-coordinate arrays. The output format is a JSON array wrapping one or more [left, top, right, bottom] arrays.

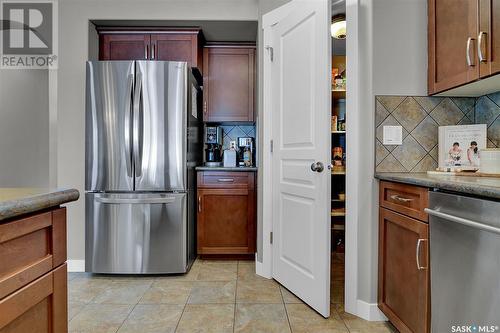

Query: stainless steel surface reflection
[[85, 61, 202, 274], [427, 191, 500, 332]]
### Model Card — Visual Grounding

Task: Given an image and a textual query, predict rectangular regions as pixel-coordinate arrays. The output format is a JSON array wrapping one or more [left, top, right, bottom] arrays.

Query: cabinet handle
[[217, 178, 235, 182], [416, 238, 427, 270], [151, 43, 156, 60], [389, 194, 413, 203], [466, 37, 475, 67], [145, 44, 149, 59], [478, 31, 487, 63], [198, 196, 202, 212]]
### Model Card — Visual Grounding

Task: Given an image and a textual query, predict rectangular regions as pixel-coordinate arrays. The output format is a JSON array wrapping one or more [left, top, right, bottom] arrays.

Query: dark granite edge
[[375, 173, 500, 200], [0, 188, 80, 221], [195, 166, 258, 172]]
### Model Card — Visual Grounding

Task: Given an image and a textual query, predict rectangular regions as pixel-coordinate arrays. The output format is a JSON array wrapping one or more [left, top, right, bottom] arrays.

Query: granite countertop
[[0, 188, 80, 221], [195, 166, 258, 172], [375, 172, 500, 200]]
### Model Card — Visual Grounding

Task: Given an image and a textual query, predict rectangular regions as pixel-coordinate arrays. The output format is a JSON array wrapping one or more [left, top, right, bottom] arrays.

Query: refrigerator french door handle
[[133, 72, 143, 177], [95, 196, 177, 204], [124, 74, 134, 178]]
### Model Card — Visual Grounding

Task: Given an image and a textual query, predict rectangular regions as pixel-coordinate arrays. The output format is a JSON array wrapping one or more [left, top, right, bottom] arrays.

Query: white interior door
[[268, 0, 331, 317]]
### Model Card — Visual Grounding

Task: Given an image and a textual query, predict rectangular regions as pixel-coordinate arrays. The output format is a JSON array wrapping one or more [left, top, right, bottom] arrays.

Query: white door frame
[[259, 0, 375, 320]]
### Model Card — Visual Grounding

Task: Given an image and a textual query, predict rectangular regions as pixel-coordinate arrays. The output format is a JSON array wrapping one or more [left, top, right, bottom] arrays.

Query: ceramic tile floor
[[68, 259, 397, 333]]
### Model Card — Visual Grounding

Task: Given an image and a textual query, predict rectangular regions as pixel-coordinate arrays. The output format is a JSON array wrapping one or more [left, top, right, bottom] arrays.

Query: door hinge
[[265, 46, 274, 61], [270, 232, 273, 244], [270, 140, 274, 153]]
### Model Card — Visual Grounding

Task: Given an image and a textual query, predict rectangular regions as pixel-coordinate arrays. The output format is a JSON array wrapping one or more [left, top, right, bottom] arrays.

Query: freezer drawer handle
[[95, 197, 176, 204], [425, 208, 500, 235]]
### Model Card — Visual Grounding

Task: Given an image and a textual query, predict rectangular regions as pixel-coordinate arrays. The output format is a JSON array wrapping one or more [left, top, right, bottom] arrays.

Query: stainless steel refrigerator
[[85, 61, 202, 274]]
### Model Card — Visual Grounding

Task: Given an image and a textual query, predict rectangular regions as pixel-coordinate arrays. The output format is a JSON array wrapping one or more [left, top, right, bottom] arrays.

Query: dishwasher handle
[[96, 196, 176, 205], [425, 208, 500, 235]]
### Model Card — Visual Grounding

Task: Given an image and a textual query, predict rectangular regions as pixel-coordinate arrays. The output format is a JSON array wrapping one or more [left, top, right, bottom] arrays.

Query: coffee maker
[[204, 126, 223, 166], [237, 137, 254, 167]]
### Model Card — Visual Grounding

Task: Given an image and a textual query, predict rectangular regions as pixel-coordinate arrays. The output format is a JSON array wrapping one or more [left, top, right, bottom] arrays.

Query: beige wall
[[57, 0, 259, 261], [0, 70, 50, 187]]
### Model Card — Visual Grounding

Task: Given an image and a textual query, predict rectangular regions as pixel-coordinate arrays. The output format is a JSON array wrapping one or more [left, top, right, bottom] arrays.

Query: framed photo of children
[[438, 124, 487, 170]]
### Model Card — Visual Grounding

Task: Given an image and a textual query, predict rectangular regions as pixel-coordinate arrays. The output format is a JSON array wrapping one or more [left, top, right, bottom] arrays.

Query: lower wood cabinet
[[378, 206, 430, 333], [0, 208, 68, 333], [197, 171, 256, 257]]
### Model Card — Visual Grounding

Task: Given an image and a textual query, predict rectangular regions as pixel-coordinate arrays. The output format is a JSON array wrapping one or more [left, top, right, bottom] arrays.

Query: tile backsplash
[[218, 125, 256, 150], [375, 93, 500, 173]]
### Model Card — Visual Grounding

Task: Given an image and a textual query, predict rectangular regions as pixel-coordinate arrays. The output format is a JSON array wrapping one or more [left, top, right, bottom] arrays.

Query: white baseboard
[[255, 253, 272, 279], [356, 300, 388, 321], [67, 260, 85, 272]]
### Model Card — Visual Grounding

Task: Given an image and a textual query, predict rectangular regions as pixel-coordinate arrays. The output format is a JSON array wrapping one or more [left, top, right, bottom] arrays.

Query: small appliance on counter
[[204, 126, 223, 167], [223, 141, 237, 167], [238, 137, 255, 167]]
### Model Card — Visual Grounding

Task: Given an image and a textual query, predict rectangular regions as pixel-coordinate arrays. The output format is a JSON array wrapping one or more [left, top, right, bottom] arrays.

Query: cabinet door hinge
[[270, 232, 273, 244], [265, 46, 274, 61]]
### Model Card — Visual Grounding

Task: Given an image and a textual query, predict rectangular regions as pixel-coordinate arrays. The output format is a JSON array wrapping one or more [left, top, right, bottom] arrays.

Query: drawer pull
[[416, 238, 428, 270], [217, 178, 235, 182], [390, 194, 413, 203]]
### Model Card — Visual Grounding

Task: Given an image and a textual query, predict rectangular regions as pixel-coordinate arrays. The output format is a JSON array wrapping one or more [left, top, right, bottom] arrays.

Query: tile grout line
[[278, 285, 294, 333], [174, 258, 201, 333]]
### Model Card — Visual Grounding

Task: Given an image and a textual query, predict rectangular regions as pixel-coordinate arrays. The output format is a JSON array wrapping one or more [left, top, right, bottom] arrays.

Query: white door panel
[[269, 0, 331, 317]]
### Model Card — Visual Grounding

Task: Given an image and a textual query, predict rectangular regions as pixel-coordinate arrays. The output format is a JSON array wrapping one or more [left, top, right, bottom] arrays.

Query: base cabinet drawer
[[378, 207, 429, 333], [0, 263, 67, 333], [379, 181, 428, 222]]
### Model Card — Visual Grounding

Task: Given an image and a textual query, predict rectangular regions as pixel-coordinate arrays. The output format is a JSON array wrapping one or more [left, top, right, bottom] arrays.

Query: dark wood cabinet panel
[[197, 172, 256, 257], [97, 28, 203, 71], [203, 46, 256, 122], [99, 34, 150, 60], [478, 0, 500, 77], [152, 32, 202, 71], [0, 208, 68, 333], [428, 0, 479, 94], [378, 206, 430, 333]]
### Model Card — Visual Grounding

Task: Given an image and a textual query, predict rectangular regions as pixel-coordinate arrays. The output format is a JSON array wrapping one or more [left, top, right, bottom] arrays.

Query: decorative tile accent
[[391, 135, 427, 171], [218, 125, 255, 150], [411, 116, 439, 151], [430, 98, 464, 126], [375, 95, 479, 173], [414, 96, 443, 113], [392, 97, 427, 131], [475, 96, 500, 126]]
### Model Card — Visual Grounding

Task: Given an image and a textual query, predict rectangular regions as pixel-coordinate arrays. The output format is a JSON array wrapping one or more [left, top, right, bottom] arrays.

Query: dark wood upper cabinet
[[479, 0, 500, 77], [378, 207, 429, 333], [151, 32, 203, 71], [97, 28, 203, 71], [99, 33, 150, 60], [428, 0, 479, 94], [203, 45, 256, 122]]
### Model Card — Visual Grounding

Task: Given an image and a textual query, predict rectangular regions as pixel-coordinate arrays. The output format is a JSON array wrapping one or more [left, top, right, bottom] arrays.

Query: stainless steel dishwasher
[[425, 191, 500, 333]]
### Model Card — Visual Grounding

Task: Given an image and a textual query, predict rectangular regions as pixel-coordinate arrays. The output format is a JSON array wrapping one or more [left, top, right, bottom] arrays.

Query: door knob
[[310, 162, 324, 172]]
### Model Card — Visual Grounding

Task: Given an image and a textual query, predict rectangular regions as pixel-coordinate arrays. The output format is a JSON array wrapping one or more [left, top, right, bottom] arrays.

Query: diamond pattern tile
[[376, 154, 406, 172], [414, 96, 443, 113], [486, 91, 500, 106], [411, 154, 438, 172], [391, 135, 427, 171], [487, 117, 500, 147], [392, 97, 427, 132], [411, 116, 438, 151], [452, 97, 476, 113], [376, 115, 409, 152], [375, 140, 390, 166], [377, 96, 405, 112], [476, 96, 500, 126], [375, 100, 389, 127], [430, 98, 464, 126]]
